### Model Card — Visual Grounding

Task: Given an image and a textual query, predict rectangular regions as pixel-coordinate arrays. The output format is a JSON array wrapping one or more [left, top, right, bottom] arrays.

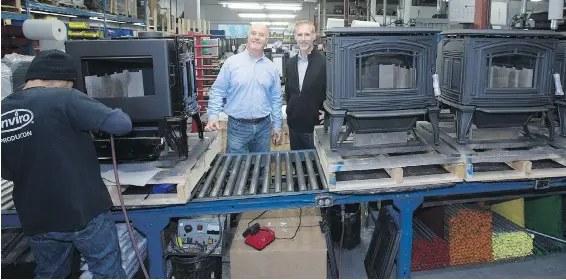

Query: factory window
[[81, 57, 154, 98], [356, 51, 416, 90], [486, 54, 537, 88]]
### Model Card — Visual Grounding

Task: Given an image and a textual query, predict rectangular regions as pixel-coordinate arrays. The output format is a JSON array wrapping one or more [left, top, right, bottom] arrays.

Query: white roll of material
[[22, 19, 67, 51]]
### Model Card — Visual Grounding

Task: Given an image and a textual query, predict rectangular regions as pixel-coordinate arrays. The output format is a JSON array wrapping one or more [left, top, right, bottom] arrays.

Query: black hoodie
[[285, 48, 327, 133]]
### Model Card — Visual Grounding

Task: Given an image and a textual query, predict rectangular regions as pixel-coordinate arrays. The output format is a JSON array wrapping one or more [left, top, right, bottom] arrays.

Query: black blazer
[[284, 49, 327, 133]]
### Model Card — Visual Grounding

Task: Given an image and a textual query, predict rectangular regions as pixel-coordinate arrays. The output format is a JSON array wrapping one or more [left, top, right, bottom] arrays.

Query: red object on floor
[[245, 227, 276, 251]]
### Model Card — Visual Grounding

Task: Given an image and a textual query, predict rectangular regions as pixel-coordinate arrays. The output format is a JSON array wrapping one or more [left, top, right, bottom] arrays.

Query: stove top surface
[[441, 29, 562, 38]]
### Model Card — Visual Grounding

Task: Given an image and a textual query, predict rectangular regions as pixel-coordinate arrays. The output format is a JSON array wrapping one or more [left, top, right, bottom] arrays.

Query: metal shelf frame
[[1, 152, 565, 278], [1, 0, 147, 54]]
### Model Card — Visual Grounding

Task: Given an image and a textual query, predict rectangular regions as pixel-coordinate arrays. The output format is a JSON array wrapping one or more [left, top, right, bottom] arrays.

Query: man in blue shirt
[[205, 24, 283, 153]]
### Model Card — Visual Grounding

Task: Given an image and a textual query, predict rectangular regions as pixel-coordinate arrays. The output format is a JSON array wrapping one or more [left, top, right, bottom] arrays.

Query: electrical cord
[[247, 209, 303, 240], [111, 135, 149, 279]]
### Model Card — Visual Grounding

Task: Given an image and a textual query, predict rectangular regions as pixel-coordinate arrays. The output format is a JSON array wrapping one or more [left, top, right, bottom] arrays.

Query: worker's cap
[[25, 49, 77, 82]]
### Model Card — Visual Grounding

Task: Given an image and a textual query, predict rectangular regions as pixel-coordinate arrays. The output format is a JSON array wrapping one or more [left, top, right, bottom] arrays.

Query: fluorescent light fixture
[[227, 3, 263, 9], [89, 17, 120, 23], [238, 13, 267, 18], [268, 14, 296, 18], [264, 6, 301, 11], [269, 27, 287, 30], [21, 8, 77, 17], [250, 21, 272, 25], [271, 22, 290, 25], [133, 23, 145, 26]]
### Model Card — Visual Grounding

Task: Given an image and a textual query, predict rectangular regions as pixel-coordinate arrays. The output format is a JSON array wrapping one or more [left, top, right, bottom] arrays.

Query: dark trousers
[[289, 127, 315, 150], [29, 211, 127, 279]]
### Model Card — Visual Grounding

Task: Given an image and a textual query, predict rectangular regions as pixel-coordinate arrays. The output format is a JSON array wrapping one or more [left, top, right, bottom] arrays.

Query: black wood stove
[[66, 34, 204, 162], [323, 27, 441, 151], [438, 29, 561, 143]]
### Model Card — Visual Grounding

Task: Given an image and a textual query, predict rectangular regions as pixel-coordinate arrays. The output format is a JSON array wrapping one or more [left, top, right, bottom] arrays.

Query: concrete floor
[[335, 227, 566, 279], [221, 225, 566, 279]]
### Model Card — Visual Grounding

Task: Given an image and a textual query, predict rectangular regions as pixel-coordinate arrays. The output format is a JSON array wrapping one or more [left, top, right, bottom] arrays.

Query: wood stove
[[323, 27, 441, 151], [438, 29, 561, 143]]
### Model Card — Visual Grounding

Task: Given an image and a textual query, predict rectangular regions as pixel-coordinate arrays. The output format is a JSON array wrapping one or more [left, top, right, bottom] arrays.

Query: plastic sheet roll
[[22, 19, 67, 51], [1, 63, 13, 100]]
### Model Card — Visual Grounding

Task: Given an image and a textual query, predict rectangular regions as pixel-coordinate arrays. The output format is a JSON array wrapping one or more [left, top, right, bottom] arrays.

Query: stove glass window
[[81, 56, 154, 98], [486, 54, 537, 88], [356, 51, 416, 90]]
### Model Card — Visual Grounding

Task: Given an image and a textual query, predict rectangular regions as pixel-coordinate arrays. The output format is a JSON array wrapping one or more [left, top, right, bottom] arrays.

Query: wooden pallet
[[314, 125, 465, 192], [104, 131, 221, 207], [419, 122, 566, 182]]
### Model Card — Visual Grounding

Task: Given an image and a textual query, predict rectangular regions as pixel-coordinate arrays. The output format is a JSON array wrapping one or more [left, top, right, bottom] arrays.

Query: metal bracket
[[534, 179, 550, 190], [315, 195, 335, 207]]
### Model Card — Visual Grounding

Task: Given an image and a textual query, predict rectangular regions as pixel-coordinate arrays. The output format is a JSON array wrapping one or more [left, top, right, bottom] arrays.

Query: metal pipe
[[209, 156, 233, 197], [383, 0, 387, 26], [525, 229, 566, 244], [249, 155, 262, 195], [274, 153, 282, 193], [294, 152, 307, 191], [520, 0, 527, 16], [197, 156, 224, 198], [223, 155, 243, 197], [235, 155, 253, 196], [261, 154, 271, 194], [285, 152, 294, 192], [344, 0, 349, 27], [304, 152, 319, 190]]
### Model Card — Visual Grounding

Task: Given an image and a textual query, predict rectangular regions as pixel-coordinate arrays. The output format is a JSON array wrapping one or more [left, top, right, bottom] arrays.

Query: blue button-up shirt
[[207, 50, 283, 130]]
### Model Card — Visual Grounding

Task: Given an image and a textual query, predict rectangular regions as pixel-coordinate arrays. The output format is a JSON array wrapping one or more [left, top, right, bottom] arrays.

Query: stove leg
[[556, 102, 566, 137], [427, 107, 440, 145], [545, 108, 556, 141], [324, 111, 330, 133], [329, 114, 345, 151], [455, 109, 474, 144]]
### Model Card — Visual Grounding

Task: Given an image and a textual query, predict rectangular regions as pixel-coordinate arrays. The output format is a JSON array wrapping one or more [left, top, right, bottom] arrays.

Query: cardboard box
[[230, 208, 327, 279]]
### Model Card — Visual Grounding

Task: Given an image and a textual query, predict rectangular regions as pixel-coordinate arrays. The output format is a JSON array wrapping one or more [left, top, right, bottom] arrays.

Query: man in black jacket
[[1, 50, 132, 278], [285, 20, 326, 150]]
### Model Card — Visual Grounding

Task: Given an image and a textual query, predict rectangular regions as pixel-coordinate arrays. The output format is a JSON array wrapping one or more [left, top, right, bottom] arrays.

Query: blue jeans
[[226, 116, 271, 153], [29, 211, 126, 279]]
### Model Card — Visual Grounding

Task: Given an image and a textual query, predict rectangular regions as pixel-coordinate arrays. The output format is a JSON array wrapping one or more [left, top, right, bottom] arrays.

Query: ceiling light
[[264, 6, 302, 11], [269, 27, 287, 30], [21, 8, 77, 17], [271, 22, 290, 25], [250, 21, 272, 25], [89, 17, 119, 23], [268, 14, 296, 18], [238, 13, 267, 18], [227, 3, 263, 9]]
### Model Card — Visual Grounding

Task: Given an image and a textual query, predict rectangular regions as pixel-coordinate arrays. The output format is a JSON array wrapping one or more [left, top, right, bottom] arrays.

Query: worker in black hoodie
[[1, 50, 132, 278], [285, 20, 326, 150]]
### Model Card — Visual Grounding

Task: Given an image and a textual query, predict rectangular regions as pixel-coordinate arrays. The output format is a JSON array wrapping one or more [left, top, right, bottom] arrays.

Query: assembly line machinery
[[2, 149, 565, 279]]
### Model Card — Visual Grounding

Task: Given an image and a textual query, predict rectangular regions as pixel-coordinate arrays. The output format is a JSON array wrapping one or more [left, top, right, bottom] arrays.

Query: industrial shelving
[[1, 0, 147, 54]]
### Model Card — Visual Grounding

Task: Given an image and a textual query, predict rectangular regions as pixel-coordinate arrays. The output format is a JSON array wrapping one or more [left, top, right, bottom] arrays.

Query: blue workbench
[[3, 176, 565, 279]]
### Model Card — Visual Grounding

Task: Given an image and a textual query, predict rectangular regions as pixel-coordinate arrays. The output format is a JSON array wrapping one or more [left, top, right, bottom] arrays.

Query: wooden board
[[419, 122, 566, 182], [105, 131, 221, 207], [314, 125, 465, 192]]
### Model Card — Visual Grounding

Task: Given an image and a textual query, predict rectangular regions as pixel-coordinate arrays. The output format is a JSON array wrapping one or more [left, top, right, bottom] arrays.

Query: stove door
[[341, 38, 436, 111], [471, 40, 556, 107]]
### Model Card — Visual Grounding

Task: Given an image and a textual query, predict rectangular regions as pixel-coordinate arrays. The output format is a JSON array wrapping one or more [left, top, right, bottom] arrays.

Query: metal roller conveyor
[[261, 154, 272, 194], [294, 152, 307, 191], [191, 150, 328, 201]]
